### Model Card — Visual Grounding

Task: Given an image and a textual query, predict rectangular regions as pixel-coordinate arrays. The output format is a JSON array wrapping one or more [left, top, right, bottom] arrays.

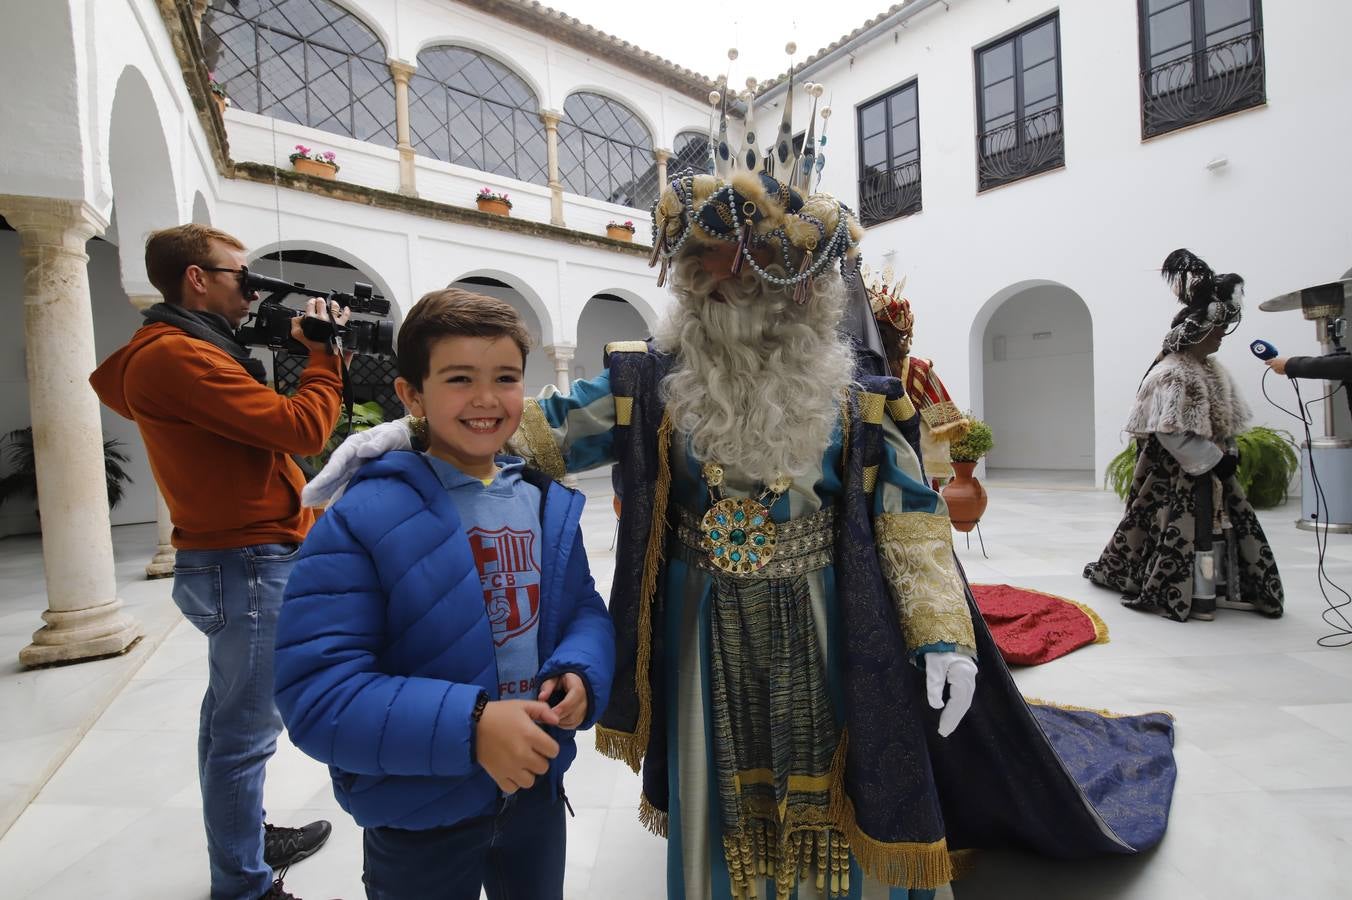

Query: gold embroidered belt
[[674, 505, 835, 579]]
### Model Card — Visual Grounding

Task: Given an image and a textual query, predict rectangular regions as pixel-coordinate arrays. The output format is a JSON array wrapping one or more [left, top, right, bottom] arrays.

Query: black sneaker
[[258, 869, 299, 900], [264, 820, 332, 870]]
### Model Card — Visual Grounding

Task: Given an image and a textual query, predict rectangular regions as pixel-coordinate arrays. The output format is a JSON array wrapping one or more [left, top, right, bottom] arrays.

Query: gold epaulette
[[605, 340, 649, 355]]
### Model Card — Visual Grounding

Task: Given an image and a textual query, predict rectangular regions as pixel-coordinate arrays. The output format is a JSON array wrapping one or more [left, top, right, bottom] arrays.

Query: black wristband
[[471, 690, 489, 722]]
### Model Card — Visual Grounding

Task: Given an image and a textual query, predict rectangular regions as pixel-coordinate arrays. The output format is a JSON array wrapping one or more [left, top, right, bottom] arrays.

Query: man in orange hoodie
[[90, 224, 344, 900]]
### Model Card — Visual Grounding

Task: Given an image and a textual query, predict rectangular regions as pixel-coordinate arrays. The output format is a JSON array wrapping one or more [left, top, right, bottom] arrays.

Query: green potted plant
[[208, 71, 228, 117], [1103, 426, 1299, 509], [0, 426, 135, 515], [305, 401, 386, 472], [942, 415, 994, 532]]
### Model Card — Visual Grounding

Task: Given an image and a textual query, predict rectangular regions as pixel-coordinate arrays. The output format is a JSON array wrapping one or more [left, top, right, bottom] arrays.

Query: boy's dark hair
[[145, 224, 247, 305], [397, 288, 532, 387]]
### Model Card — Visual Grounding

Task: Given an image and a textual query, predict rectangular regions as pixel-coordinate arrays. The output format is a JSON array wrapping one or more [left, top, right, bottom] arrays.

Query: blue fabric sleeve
[[537, 527, 616, 730], [534, 372, 618, 474], [274, 489, 482, 778]]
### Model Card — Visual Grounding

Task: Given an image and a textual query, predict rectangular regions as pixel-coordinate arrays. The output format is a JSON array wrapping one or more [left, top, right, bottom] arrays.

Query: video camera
[[235, 266, 395, 358]]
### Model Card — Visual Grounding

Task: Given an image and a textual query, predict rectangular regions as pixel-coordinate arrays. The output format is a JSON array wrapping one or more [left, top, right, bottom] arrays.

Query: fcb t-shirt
[[423, 453, 543, 699]]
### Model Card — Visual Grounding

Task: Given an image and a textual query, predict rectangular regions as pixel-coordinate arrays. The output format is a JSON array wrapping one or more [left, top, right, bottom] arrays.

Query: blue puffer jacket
[[275, 450, 615, 830]]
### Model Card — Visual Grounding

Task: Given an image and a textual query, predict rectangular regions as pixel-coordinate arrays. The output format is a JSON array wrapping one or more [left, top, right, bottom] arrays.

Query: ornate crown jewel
[[650, 44, 863, 301], [863, 264, 913, 335]]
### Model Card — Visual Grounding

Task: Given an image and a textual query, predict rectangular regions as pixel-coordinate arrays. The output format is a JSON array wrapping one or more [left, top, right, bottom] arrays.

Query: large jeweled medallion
[[700, 497, 777, 574]]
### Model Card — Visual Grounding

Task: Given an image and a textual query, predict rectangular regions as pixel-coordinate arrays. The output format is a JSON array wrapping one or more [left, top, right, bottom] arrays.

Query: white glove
[[925, 651, 977, 738], [301, 418, 413, 508]]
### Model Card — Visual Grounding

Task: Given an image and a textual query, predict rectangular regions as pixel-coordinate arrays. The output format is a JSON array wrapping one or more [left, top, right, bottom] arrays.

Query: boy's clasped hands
[[477, 672, 588, 794]]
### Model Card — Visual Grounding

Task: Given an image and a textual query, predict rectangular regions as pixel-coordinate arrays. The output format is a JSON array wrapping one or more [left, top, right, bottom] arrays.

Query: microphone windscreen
[[1250, 339, 1278, 360]]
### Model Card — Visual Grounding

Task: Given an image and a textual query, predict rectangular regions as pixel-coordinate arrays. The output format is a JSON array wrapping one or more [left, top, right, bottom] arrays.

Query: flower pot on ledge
[[606, 226, 634, 242], [211, 93, 226, 118], [476, 198, 511, 217], [942, 461, 988, 533], [293, 158, 338, 180]]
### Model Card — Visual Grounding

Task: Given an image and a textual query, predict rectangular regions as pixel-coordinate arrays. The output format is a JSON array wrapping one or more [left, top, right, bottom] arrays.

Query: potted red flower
[[606, 220, 636, 242]]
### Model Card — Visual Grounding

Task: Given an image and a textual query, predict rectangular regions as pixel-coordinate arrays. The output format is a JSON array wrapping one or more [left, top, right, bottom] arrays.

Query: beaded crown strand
[[648, 43, 862, 300]]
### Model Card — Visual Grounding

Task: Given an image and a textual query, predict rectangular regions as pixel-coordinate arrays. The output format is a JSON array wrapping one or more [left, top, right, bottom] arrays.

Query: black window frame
[[855, 79, 922, 226], [557, 92, 657, 209], [1137, 0, 1266, 139], [973, 13, 1066, 193]]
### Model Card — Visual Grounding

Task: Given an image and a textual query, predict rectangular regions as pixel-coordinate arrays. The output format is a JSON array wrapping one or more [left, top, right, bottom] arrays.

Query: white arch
[[409, 39, 548, 108], [248, 239, 402, 319], [579, 286, 660, 333], [107, 65, 181, 294], [449, 268, 556, 346], [968, 278, 1096, 470]]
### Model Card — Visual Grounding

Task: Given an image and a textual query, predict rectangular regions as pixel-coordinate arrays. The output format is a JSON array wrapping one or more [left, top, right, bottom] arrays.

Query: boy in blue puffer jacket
[[275, 288, 614, 900]]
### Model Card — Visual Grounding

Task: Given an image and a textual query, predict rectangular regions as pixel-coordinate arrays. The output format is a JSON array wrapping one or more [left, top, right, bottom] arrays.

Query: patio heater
[[1259, 278, 1352, 533]]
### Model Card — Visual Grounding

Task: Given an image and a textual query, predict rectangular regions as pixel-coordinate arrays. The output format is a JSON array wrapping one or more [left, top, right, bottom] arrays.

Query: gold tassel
[[793, 250, 814, 304], [638, 792, 669, 837], [648, 231, 665, 267], [731, 220, 753, 275], [656, 254, 669, 287]]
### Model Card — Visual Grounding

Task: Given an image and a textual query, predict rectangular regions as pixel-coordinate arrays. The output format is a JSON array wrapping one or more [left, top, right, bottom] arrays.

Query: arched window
[[409, 46, 547, 184], [668, 130, 714, 177], [558, 92, 655, 208], [203, 0, 396, 147]]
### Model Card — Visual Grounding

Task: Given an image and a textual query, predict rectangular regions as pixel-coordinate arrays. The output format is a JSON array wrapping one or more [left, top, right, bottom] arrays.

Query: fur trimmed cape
[[1124, 353, 1251, 441]]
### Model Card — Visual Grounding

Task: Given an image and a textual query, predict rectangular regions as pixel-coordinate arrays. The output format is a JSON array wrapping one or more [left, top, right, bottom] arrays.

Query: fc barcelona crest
[[468, 527, 541, 646]]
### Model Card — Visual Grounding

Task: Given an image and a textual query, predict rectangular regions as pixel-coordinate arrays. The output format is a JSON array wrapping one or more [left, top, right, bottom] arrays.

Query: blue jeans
[[362, 779, 566, 900], [173, 543, 298, 900]]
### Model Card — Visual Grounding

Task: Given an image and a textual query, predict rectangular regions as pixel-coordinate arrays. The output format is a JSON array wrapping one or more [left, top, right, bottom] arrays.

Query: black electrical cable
[[1260, 368, 1352, 647]]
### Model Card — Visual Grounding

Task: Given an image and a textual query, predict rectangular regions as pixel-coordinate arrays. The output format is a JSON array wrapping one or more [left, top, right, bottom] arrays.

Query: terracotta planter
[[211, 93, 226, 118], [292, 158, 338, 180], [606, 226, 635, 242], [476, 198, 511, 217], [942, 461, 988, 533]]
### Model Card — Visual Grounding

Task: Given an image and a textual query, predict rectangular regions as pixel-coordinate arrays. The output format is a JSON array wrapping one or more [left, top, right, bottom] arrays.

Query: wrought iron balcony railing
[[1141, 30, 1266, 139], [858, 160, 922, 226], [976, 105, 1065, 192]]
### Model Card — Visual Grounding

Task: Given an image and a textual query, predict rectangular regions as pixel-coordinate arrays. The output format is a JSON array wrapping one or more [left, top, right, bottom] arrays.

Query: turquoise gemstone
[[753, 534, 766, 546], [716, 513, 728, 526], [748, 552, 759, 563], [714, 547, 725, 557], [752, 514, 764, 526], [730, 529, 747, 546], [730, 551, 742, 562], [733, 509, 745, 523], [710, 530, 722, 541]]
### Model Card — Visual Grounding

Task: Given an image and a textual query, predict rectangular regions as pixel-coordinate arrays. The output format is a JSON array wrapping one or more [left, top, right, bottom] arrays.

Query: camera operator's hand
[[291, 298, 352, 356], [1265, 357, 1288, 376]]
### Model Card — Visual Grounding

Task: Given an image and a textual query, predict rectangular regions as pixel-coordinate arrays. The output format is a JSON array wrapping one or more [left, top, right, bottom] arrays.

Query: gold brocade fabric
[[875, 512, 976, 652], [515, 399, 567, 480]]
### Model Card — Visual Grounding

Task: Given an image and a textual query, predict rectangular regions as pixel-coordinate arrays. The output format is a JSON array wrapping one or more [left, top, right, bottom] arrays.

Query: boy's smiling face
[[395, 334, 525, 479]]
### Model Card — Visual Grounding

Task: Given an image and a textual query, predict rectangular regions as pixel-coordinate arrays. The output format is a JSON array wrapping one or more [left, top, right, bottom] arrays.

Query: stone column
[[654, 147, 672, 190], [546, 343, 576, 394], [0, 195, 142, 667], [191, 0, 209, 32], [539, 109, 565, 226], [127, 291, 176, 579], [389, 61, 418, 198]]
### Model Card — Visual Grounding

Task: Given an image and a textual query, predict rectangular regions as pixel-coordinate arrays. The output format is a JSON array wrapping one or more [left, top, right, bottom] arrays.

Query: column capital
[[538, 109, 563, 129], [544, 342, 577, 362], [653, 147, 672, 164], [0, 196, 106, 249], [388, 60, 416, 84], [126, 293, 161, 312]]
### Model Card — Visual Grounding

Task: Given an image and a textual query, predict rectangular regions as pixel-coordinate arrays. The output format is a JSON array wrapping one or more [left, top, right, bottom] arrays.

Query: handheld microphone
[[1250, 339, 1278, 360]]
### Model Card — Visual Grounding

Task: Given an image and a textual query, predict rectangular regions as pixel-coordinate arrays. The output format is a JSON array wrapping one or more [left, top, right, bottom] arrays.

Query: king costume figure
[[305, 57, 1178, 900]]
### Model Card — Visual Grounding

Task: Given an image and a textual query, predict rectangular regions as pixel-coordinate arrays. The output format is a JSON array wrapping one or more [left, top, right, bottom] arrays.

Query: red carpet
[[973, 584, 1109, 666]]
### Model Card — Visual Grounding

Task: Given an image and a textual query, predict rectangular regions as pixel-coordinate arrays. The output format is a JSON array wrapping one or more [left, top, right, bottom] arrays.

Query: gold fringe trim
[[622, 412, 673, 774], [827, 730, 954, 890], [1024, 697, 1176, 721], [518, 399, 567, 480], [926, 418, 971, 442], [639, 792, 669, 838], [594, 725, 644, 771]]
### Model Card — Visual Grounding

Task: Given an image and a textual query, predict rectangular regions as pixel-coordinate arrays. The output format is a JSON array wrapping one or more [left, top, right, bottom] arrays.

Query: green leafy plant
[[305, 401, 386, 472], [0, 426, 134, 512], [949, 415, 994, 463], [1102, 427, 1299, 509]]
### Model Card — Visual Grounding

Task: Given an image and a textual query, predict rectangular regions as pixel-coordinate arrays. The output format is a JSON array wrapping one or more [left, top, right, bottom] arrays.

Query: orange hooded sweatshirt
[[90, 322, 343, 549]]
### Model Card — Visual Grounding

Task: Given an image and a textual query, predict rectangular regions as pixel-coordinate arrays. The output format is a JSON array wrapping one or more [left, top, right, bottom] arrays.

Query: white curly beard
[[653, 256, 856, 483]]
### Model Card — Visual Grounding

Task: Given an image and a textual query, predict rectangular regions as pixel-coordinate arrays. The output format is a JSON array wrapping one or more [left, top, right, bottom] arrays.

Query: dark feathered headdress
[[1160, 249, 1244, 352]]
